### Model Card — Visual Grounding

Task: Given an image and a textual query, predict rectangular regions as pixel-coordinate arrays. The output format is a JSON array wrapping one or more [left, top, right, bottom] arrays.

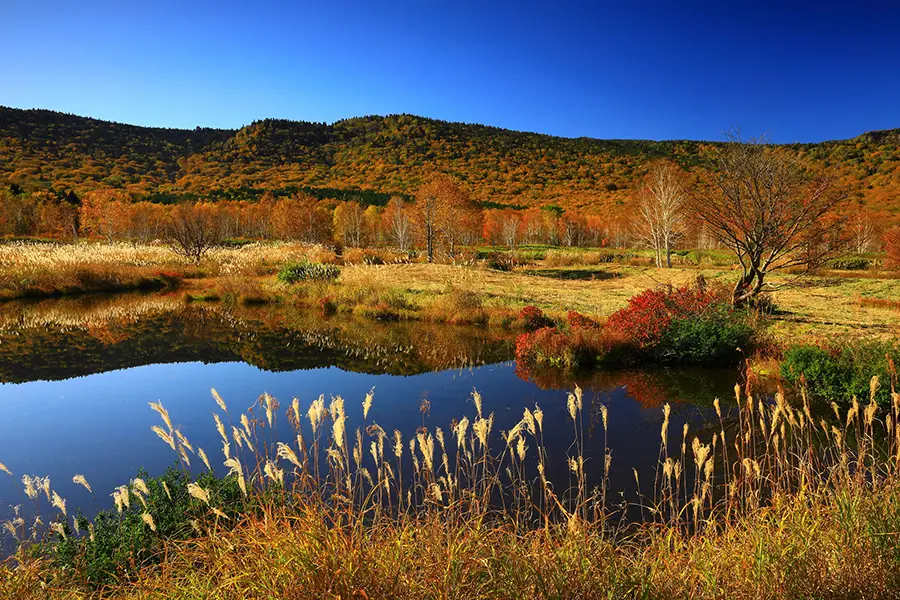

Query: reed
[[2, 378, 900, 597]]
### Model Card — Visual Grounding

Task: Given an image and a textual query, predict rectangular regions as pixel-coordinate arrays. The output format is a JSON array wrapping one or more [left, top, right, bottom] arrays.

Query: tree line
[[2, 135, 898, 305]]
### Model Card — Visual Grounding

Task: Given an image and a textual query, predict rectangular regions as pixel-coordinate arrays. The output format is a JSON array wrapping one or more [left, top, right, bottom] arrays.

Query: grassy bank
[[0, 241, 318, 302], [2, 241, 899, 339], [2, 380, 900, 598]]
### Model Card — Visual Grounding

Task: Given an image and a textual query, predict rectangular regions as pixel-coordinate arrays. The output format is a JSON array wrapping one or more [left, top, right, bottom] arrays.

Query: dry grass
[[857, 295, 900, 312], [340, 262, 900, 340], [3, 377, 900, 598], [0, 241, 331, 300], [339, 262, 670, 317], [0, 242, 181, 300], [3, 241, 898, 337]]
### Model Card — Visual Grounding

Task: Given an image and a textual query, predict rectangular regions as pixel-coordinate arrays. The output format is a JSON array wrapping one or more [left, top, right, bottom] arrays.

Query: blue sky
[[2, 0, 898, 142]]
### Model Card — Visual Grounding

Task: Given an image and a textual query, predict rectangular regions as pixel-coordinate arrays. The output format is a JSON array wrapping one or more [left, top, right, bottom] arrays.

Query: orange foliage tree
[[415, 176, 472, 261], [885, 227, 900, 270], [80, 189, 132, 240], [271, 194, 332, 242]]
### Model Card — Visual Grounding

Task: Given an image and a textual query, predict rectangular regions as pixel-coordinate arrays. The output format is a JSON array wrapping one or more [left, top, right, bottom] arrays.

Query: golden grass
[[0, 294, 184, 332], [340, 262, 900, 339], [0, 241, 328, 300], [3, 241, 898, 338], [3, 377, 900, 598]]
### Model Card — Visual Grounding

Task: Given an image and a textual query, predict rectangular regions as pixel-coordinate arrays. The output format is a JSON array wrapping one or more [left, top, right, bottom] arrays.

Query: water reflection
[[0, 294, 514, 383], [0, 293, 745, 526]]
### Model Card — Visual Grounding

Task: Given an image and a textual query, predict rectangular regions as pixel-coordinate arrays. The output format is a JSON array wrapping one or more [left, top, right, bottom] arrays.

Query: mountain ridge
[[6, 105, 898, 145], [2, 106, 898, 218]]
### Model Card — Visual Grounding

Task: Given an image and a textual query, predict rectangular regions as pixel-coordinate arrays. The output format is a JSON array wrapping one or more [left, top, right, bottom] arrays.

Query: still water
[[0, 294, 742, 522]]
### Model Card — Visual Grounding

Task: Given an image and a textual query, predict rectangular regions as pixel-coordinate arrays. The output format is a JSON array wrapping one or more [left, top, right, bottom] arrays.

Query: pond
[[0, 293, 745, 532]]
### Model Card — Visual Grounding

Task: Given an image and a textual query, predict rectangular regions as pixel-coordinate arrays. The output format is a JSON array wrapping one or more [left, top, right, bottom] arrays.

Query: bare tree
[[168, 202, 223, 264], [333, 200, 366, 247], [499, 210, 521, 251], [382, 197, 413, 251], [633, 161, 686, 268], [690, 132, 847, 306], [850, 210, 877, 254]]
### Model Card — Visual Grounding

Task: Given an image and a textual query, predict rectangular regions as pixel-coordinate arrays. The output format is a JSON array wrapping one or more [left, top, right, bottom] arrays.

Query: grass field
[[1, 241, 898, 340], [338, 261, 900, 340]]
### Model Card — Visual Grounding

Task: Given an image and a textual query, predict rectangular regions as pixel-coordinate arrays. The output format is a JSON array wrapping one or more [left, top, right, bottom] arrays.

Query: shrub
[[47, 467, 242, 588], [566, 311, 598, 330], [485, 251, 518, 271], [828, 256, 873, 270], [604, 283, 755, 364], [658, 309, 754, 364], [515, 326, 631, 369], [277, 262, 341, 284], [519, 305, 554, 331], [781, 340, 900, 405]]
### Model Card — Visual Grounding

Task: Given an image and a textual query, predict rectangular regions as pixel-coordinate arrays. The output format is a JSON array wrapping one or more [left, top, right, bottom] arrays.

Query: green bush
[[658, 309, 754, 364], [781, 341, 900, 405], [605, 284, 757, 365], [277, 261, 341, 284], [828, 256, 873, 270], [47, 467, 243, 588]]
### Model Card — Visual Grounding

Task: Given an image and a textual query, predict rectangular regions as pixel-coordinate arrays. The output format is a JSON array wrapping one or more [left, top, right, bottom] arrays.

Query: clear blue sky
[[2, 0, 898, 142]]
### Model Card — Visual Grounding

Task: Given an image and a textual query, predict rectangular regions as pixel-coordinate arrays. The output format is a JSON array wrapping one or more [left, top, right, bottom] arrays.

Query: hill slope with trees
[[2, 106, 898, 218]]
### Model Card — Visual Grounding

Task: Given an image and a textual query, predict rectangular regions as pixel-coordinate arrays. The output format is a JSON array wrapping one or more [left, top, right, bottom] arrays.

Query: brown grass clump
[[542, 249, 603, 267], [858, 295, 900, 311], [341, 247, 412, 266], [421, 287, 487, 325]]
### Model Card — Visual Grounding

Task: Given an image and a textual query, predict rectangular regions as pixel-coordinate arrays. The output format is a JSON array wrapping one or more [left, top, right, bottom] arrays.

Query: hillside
[[1, 106, 899, 216]]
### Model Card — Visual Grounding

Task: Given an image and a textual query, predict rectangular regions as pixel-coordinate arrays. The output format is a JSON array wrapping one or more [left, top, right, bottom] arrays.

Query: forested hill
[[1, 106, 898, 215]]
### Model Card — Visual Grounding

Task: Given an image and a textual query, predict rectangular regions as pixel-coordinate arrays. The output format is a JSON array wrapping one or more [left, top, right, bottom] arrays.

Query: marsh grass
[[0, 241, 334, 300], [4, 241, 898, 339], [3, 371, 900, 598], [858, 295, 900, 311]]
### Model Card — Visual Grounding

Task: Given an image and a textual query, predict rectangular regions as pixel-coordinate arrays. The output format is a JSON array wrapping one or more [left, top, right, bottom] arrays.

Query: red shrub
[[604, 285, 725, 349], [886, 227, 900, 270], [519, 305, 553, 330], [515, 325, 631, 369]]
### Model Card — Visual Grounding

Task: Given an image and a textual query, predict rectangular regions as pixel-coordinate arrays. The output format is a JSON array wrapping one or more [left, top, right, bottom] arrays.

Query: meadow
[[1, 240, 898, 340]]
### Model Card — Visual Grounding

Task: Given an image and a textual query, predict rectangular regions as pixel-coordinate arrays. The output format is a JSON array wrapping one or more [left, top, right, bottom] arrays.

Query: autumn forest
[[2, 106, 899, 253]]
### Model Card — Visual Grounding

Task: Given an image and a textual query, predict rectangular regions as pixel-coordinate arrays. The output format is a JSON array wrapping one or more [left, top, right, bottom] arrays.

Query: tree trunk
[[732, 268, 764, 306]]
